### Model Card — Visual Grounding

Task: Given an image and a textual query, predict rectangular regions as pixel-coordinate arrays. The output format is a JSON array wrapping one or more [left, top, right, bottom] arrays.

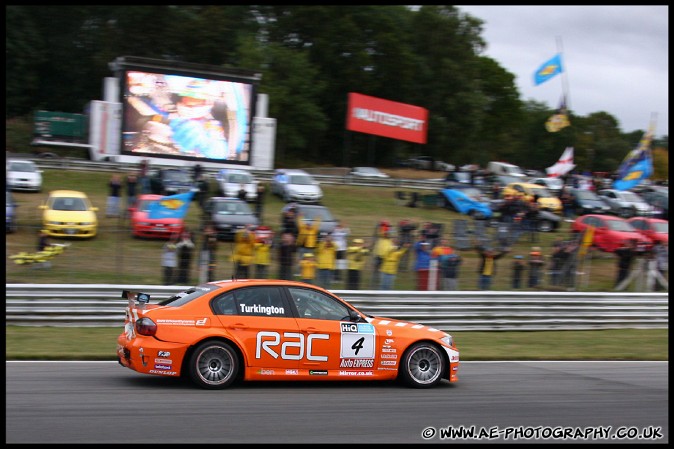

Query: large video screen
[[121, 69, 255, 164]]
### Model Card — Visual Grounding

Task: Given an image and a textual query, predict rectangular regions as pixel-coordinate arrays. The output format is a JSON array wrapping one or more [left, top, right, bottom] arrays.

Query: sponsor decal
[[149, 370, 177, 375], [381, 354, 398, 359], [341, 323, 358, 333], [357, 323, 375, 334], [154, 364, 172, 370], [385, 339, 394, 345], [285, 369, 299, 375], [338, 371, 374, 376], [379, 320, 391, 325], [154, 358, 172, 364], [380, 360, 397, 366], [156, 319, 197, 326], [258, 369, 275, 375], [411, 324, 424, 329], [158, 350, 171, 357], [239, 304, 285, 316], [309, 370, 328, 376], [394, 322, 407, 327], [386, 330, 393, 336], [196, 318, 208, 326], [340, 358, 374, 368], [256, 331, 329, 361], [451, 355, 459, 362], [378, 367, 397, 371], [381, 348, 396, 353]]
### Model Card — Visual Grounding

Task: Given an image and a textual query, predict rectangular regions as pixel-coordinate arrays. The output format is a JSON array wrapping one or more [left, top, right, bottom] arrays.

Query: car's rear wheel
[[537, 219, 553, 232], [399, 342, 444, 388], [189, 341, 240, 389], [619, 207, 634, 218]]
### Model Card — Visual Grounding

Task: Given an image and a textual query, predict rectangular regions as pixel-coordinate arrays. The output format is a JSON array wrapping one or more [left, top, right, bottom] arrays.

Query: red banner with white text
[[346, 93, 428, 144]]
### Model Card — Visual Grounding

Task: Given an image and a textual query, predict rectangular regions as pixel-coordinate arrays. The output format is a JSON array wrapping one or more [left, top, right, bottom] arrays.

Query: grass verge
[[5, 327, 668, 361]]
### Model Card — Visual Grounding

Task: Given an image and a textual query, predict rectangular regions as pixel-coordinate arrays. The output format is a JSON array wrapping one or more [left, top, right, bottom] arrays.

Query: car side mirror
[[348, 308, 362, 322]]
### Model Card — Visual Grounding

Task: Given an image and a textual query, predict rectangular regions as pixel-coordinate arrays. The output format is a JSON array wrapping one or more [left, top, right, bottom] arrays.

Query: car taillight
[[135, 317, 157, 336]]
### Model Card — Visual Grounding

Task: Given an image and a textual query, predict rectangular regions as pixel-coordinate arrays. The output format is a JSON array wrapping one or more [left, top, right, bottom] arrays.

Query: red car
[[571, 214, 652, 253], [626, 217, 669, 245], [130, 194, 185, 239]]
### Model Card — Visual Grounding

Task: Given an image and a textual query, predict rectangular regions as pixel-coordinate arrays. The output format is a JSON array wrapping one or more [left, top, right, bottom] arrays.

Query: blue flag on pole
[[533, 53, 564, 86], [147, 191, 194, 219], [613, 124, 655, 191]]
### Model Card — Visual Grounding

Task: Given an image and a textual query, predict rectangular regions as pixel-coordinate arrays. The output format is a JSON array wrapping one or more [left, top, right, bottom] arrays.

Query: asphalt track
[[6, 361, 668, 444]]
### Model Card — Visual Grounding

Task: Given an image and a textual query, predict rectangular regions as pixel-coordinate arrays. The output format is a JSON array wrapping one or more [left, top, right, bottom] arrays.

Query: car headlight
[[441, 334, 454, 347]]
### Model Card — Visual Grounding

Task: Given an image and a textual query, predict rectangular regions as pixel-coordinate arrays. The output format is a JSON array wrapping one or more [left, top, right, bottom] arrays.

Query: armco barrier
[[6, 284, 668, 331]]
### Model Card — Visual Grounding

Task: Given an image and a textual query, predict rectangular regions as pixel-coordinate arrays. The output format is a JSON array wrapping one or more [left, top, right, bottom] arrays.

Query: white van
[[487, 161, 526, 178]]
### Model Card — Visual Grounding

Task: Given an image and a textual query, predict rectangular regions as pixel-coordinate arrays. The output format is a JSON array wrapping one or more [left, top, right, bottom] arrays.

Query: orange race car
[[117, 279, 460, 389]]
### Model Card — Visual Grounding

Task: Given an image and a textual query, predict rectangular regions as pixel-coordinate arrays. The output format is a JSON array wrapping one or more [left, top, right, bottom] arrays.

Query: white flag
[[545, 147, 576, 177]]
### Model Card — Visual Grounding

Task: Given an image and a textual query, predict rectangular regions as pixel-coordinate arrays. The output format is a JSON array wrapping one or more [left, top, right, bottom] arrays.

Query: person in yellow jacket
[[371, 228, 394, 287], [296, 213, 321, 273], [299, 253, 317, 284], [346, 238, 370, 290], [253, 236, 273, 279], [379, 239, 410, 290], [315, 232, 336, 289], [232, 225, 256, 279]]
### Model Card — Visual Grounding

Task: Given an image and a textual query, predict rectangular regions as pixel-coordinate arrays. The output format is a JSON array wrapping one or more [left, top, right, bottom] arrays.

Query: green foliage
[[5, 5, 668, 172]]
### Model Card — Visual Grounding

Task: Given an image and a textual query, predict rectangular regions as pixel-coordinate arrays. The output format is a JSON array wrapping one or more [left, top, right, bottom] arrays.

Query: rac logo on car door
[[256, 331, 329, 361]]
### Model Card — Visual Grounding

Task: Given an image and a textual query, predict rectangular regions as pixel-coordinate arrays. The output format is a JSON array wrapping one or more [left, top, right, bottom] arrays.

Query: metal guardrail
[[6, 284, 668, 331], [31, 157, 446, 191]]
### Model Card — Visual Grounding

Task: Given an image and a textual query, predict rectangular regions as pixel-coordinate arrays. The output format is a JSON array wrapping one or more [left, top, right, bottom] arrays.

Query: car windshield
[[159, 285, 219, 307], [164, 170, 190, 182], [227, 173, 252, 184], [576, 190, 600, 200], [529, 186, 553, 198], [619, 191, 642, 202], [138, 199, 155, 212], [290, 175, 313, 185], [460, 188, 484, 200], [607, 220, 636, 232], [49, 197, 88, 211], [215, 201, 252, 215], [8, 161, 37, 172], [652, 222, 668, 233], [299, 207, 334, 221]]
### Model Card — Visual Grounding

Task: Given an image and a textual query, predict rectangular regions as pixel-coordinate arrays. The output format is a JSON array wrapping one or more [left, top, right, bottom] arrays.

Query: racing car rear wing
[[122, 290, 151, 310]]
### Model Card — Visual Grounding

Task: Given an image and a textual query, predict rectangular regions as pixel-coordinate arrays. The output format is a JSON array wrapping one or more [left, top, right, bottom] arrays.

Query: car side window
[[229, 286, 289, 317], [288, 287, 351, 321]]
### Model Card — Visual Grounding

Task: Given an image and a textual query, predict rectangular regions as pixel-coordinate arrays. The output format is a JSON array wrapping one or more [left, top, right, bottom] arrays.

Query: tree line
[[5, 5, 668, 177]]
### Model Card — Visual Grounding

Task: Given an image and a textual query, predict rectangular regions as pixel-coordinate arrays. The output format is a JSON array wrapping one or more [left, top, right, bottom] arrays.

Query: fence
[[6, 284, 668, 331]]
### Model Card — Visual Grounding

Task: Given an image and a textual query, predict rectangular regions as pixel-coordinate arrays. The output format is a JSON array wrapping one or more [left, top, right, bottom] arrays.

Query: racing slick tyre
[[189, 341, 240, 390], [399, 342, 445, 388]]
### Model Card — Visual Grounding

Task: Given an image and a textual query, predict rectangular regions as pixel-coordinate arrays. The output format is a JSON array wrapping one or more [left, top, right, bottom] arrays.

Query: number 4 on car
[[117, 280, 460, 389]]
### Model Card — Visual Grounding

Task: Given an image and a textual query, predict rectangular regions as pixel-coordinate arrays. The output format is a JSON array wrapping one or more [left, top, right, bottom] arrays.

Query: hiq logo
[[341, 323, 358, 333]]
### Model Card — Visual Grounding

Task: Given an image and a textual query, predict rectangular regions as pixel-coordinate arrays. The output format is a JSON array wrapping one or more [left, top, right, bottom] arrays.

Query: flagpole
[[556, 36, 570, 110]]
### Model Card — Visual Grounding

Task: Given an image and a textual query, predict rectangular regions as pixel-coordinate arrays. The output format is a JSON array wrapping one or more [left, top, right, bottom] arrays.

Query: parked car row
[[571, 214, 667, 253]]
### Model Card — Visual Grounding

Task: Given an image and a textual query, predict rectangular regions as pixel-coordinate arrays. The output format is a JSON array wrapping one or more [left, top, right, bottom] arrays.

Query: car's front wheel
[[188, 341, 240, 389], [399, 342, 445, 388]]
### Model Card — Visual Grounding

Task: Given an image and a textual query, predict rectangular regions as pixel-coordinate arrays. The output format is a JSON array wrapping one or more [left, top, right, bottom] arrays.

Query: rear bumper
[[117, 334, 188, 378]]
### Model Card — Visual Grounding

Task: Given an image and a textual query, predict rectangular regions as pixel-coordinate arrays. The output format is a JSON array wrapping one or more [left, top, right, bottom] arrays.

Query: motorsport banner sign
[[346, 93, 428, 144]]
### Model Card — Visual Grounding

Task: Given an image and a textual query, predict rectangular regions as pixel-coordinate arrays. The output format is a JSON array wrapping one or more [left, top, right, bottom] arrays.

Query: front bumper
[[43, 224, 97, 238]]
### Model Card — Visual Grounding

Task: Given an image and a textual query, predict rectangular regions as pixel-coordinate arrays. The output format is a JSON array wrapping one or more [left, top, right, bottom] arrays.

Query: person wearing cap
[[299, 253, 317, 285], [346, 238, 370, 290], [512, 255, 525, 289], [253, 235, 273, 279], [475, 244, 510, 290], [295, 213, 322, 275], [528, 246, 545, 288], [315, 233, 336, 289]]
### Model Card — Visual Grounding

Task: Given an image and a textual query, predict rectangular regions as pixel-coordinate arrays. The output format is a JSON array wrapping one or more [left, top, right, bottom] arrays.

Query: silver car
[[205, 197, 259, 241], [215, 168, 258, 201], [597, 189, 656, 218], [270, 169, 323, 203]]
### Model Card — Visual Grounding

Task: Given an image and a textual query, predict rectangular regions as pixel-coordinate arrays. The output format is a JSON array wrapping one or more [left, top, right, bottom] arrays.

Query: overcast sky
[[456, 5, 668, 137]]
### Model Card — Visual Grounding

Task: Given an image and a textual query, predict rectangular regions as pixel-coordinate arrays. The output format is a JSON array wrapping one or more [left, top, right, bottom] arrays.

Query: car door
[[286, 286, 377, 373], [212, 286, 300, 370]]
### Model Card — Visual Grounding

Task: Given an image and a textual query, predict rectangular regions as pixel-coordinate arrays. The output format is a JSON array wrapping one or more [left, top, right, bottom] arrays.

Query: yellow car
[[502, 182, 562, 213], [39, 190, 98, 238]]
